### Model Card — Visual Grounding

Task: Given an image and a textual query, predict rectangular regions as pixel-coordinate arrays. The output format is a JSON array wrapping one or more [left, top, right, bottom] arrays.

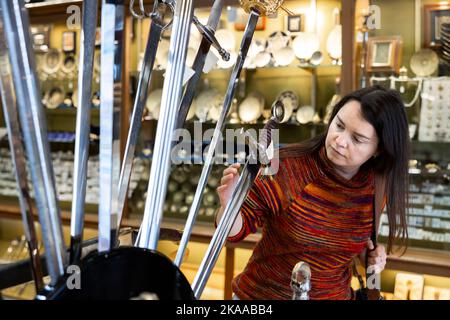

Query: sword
[[174, 0, 226, 131], [192, 102, 284, 299], [118, 1, 229, 235], [174, 9, 260, 268], [173, 0, 227, 266], [116, 0, 174, 236], [0, 14, 44, 292], [137, 0, 195, 250], [0, 0, 66, 286], [98, 0, 125, 253], [69, 0, 99, 265]]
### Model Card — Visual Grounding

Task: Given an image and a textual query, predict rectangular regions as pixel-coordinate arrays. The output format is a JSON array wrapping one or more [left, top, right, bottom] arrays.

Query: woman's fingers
[[221, 173, 236, 185], [223, 167, 239, 177], [366, 239, 375, 250], [217, 185, 228, 193], [367, 244, 387, 272]]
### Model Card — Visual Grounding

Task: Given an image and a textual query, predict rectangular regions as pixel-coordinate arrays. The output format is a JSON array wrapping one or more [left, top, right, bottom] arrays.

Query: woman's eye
[[336, 123, 344, 129], [353, 136, 362, 144]]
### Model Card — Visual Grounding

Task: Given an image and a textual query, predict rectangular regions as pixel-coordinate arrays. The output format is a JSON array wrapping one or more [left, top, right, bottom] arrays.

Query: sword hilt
[[192, 16, 230, 61], [242, 100, 284, 166]]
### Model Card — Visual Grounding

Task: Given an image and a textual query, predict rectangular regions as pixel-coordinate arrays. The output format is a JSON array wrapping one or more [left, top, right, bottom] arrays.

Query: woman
[[216, 86, 410, 300]]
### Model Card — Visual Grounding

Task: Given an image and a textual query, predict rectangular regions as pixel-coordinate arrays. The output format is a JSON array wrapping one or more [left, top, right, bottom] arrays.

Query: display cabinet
[[1, 0, 450, 301]]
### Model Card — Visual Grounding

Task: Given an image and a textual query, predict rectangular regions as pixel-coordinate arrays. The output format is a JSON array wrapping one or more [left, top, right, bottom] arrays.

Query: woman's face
[[325, 100, 379, 176]]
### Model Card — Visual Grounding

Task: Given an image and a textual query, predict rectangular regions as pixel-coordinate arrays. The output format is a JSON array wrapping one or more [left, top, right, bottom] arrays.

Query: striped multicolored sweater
[[229, 146, 374, 300]]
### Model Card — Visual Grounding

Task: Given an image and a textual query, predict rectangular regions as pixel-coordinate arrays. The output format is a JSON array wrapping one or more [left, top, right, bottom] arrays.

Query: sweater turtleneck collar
[[316, 146, 373, 189]]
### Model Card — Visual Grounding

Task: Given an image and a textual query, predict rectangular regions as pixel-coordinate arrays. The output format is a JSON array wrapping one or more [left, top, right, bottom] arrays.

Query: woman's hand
[[366, 239, 387, 273], [217, 163, 241, 208]]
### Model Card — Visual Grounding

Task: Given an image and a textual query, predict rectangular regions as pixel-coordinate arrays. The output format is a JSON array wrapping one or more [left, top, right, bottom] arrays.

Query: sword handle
[[192, 16, 230, 61]]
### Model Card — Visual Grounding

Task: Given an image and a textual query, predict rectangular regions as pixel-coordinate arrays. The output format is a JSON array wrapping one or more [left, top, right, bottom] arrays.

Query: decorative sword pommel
[[239, 0, 285, 16], [291, 261, 311, 300]]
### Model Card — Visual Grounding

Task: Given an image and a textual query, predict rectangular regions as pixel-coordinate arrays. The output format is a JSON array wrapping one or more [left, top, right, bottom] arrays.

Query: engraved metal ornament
[[239, 0, 284, 16], [291, 261, 311, 300]]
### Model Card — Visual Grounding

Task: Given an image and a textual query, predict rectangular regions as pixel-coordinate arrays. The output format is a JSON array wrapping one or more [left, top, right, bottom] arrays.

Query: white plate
[[326, 25, 342, 60], [61, 55, 77, 74], [266, 31, 290, 55], [238, 92, 264, 123], [146, 89, 163, 119], [310, 51, 324, 66], [254, 51, 271, 68], [410, 49, 439, 77], [194, 89, 223, 122], [273, 46, 295, 67], [296, 105, 315, 124], [42, 49, 63, 74], [45, 87, 65, 109], [208, 101, 223, 122], [292, 33, 320, 60], [215, 29, 236, 52], [248, 37, 267, 58]]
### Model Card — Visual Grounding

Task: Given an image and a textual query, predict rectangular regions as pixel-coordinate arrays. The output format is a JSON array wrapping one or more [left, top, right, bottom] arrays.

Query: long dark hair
[[281, 86, 410, 254]]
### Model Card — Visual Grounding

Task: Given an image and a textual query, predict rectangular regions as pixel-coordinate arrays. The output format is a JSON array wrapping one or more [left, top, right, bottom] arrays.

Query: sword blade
[[192, 109, 282, 299], [0, 15, 44, 292], [173, 0, 225, 266], [175, 0, 224, 130], [116, 19, 163, 235], [192, 161, 258, 298], [69, 0, 99, 265], [137, 0, 195, 250], [175, 10, 259, 267], [0, 0, 66, 286], [98, 0, 124, 253]]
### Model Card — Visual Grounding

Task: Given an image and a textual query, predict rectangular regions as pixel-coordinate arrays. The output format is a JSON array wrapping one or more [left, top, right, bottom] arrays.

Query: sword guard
[[192, 16, 230, 61]]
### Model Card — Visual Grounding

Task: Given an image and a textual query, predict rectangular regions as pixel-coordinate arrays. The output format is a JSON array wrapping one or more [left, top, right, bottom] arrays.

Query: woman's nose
[[335, 134, 348, 148]]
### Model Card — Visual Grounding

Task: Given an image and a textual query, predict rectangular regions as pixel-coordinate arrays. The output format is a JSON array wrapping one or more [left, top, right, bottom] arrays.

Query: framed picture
[[234, 8, 266, 31], [284, 14, 305, 35], [62, 31, 76, 53], [366, 36, 403, 73], [423, 4, 450, 48], [30, 25, 51, 53]]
